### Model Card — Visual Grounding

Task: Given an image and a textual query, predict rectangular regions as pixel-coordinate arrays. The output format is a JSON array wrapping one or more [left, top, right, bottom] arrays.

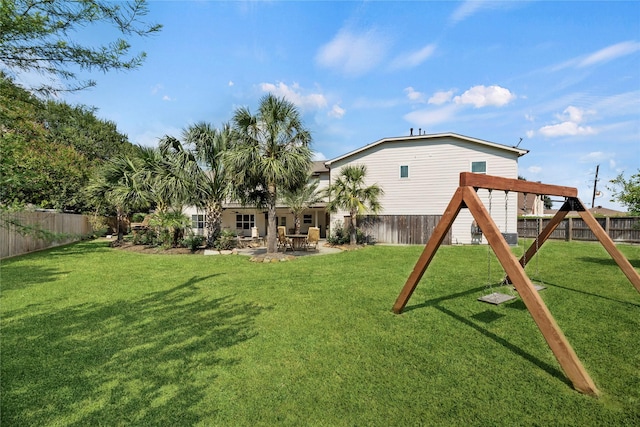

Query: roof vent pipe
[[410, 128, 413, 136], [419, 128, 422, 135]]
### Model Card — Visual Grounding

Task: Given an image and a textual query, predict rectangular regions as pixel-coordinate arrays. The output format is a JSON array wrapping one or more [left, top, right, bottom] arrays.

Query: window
[[303, 214, 312, 224], [236, 214, 255, 230], [471, 161, 487, 174], [191, 215, 205, 229], [400, 165, 409, 179]]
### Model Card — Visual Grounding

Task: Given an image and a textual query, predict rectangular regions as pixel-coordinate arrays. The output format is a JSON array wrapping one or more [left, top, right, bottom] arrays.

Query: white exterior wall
[[327, 136, 521, 244]]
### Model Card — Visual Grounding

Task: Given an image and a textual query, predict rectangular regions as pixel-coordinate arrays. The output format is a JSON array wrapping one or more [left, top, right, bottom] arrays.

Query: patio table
[[286, 234, 308, 251]]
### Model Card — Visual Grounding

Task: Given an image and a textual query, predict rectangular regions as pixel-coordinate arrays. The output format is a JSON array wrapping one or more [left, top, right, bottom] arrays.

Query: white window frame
[[471, 161, 487, 174], [399, 164, 410, 179]]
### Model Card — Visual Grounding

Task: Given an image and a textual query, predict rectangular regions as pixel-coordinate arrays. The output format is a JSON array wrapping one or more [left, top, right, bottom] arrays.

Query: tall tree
[[183, 122, 232, 247], [324, 164, 384, 245], [226, 94, 312, 253], [280, 178, 322, 234], [608, 170, 640, 215], [1, 73, 133, 211], [0, 0, 161, 95]]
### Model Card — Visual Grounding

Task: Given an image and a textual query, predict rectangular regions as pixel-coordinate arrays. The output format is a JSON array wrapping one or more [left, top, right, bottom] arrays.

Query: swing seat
[[478, 292, 516, 305]]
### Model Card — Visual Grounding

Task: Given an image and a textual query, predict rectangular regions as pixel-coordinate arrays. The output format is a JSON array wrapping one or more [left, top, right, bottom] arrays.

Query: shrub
[[327, 222, 368, 245], [132, 229, 157, 246], [214, 230, 237, 250], [182, 234, 205, 252]]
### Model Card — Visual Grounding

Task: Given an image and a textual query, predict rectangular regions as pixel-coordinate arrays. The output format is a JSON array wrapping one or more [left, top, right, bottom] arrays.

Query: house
[[324, 132, 529, 245], [184, 161, 330, 239], [184, 132, 528, 245]]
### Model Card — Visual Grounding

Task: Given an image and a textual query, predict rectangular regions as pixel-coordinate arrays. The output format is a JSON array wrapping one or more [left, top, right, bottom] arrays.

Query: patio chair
[[277, 226, 292, 252], [306, 227, 320, 251]]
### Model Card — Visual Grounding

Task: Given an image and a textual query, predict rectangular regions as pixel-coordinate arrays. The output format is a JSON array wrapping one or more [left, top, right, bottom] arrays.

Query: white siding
[[328, 136, 521, 244]]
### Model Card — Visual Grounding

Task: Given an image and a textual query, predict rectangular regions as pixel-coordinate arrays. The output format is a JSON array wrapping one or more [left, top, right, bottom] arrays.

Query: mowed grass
[[1, 239, 639, 426]]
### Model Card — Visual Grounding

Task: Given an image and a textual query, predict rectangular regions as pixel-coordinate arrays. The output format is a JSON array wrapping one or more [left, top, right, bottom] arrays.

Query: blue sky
[[64, 0, 639, 210]]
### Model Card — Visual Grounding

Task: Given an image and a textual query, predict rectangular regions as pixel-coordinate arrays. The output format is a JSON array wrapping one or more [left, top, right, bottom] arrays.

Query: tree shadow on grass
[[1, 275, 269, 426], [0, 264, 71, 290]]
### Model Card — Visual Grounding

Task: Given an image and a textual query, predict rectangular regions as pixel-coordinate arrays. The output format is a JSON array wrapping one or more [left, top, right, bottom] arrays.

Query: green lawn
[[1, 239, 639, 426]]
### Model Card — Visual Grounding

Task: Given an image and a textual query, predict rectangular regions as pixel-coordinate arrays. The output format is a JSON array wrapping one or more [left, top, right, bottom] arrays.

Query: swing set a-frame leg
[[462, 187, 599, 396], [393, 185, 600, 396], [511, 197, 640, 293]]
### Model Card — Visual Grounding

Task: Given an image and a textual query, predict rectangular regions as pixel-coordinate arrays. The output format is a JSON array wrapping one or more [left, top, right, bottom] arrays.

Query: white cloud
[[312, 151, 327, 161], [579, 151, 614, 163], [428, 90, 454, 105], [404, 104, 459, 127], [315, 28, 390, 76], [550, 41, 640, 71], [578, 41, 640, 68], [228, 81, 234, 87], [449, 1, 489, 24], [527, 166, 542, 174], [151, 84, 163, 95], [539, 121, 595, 137], [162, 95, 173, 102], [453, 85, 516, 108], [526, 130, 535, 138], [390, 44, 436, 70], [328, 104, 346, 119], [538, 105, 597, 137], [259, 82, 328, 110], [404, 87, 426, 103]]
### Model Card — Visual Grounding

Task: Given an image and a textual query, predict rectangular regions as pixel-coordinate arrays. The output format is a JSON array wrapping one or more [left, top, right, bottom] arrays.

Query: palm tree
[[226, 94, 312, 253], [280, 178, 322, 234], [182, 122, 231, 247], [324, 164, 384, 245], [87, 148, 152, 241]]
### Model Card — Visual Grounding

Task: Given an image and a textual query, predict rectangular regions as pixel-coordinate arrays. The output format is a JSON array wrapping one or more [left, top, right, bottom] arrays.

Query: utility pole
[[591, 164, 600, 208]]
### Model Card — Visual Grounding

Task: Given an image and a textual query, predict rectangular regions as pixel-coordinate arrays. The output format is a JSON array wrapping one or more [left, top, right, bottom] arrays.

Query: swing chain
[[504, 191, 509, 233], [487, 189, 493, 288]]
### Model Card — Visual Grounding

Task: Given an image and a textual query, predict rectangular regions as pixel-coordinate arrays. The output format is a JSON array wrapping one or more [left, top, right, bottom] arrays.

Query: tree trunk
[[350, 209, 357, 245], [116, 206, 124, 241], [294, 214, 301, 234], [206, 200, 223, 247], [266, 183, 278, 253]]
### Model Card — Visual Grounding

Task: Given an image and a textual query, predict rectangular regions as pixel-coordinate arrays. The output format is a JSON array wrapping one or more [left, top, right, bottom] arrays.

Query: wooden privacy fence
[[518, 216, 640, 243], [359, 215, 450, 245], [1, 211, 92, 259]]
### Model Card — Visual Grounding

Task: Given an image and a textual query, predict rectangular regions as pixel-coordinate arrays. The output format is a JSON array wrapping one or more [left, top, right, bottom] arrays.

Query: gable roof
[[324, 132, 529, 166]]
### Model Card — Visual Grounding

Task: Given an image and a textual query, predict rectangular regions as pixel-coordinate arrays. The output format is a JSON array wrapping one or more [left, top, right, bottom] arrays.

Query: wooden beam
[[460, 172, 578, 198], [392, 187, 465, 314], [463, 187, 599, 396], [574, 199, 640, 293]]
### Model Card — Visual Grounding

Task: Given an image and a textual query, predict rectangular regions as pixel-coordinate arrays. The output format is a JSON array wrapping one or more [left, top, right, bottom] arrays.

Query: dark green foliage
[[213, 229, 237, 250], [327, 222, 366, 245], [182, 234, 205, 252], [0, 74, 133, 211], [608, 169, 640, 215]]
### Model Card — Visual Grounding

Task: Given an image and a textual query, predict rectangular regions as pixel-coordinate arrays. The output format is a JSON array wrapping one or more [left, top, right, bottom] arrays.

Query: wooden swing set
[[392, 172, 640, 397]]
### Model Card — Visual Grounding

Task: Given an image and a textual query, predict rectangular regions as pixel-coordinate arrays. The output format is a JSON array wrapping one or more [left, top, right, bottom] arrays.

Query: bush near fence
[[1, 211, 93, 259], [518, 216, 640, 243]]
